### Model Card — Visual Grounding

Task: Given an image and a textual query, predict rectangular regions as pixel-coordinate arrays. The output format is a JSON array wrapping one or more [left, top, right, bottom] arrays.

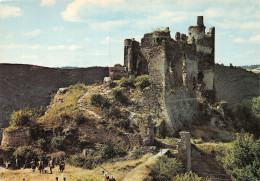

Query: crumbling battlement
[[124, 16, 215, 135]]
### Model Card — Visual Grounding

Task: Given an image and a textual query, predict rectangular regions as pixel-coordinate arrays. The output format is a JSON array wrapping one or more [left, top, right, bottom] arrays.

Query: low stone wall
[[1, 127, 31, 147]]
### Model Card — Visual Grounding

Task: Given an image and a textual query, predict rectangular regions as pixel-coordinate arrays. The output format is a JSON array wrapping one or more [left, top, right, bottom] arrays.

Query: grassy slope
[[0, 153, 153, 181]]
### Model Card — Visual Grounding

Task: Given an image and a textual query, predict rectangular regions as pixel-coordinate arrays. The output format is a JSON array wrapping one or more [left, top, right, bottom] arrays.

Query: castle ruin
[[124, 16, 215, 135]]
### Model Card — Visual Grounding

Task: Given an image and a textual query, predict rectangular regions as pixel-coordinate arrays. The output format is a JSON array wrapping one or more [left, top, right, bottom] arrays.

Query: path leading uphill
[[122, 149, 169, 181]]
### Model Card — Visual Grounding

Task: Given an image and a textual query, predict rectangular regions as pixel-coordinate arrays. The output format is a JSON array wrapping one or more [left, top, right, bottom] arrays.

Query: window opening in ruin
[[193, 77, 196, 90], [198, 72, 204, 84], [182, 58, 187, 86]]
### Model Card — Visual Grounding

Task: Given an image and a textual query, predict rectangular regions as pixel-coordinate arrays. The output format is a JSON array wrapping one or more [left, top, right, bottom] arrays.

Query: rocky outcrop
[[1, 127, 31, 147]]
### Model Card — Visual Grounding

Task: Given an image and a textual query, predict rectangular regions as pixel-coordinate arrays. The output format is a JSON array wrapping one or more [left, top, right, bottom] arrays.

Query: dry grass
[[38, 83, 87, 128], [0, 153, 153, 181]]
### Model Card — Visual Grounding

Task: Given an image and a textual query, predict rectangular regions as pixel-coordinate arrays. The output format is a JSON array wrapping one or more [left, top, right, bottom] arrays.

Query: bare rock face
[[1, 127, 31, 147]]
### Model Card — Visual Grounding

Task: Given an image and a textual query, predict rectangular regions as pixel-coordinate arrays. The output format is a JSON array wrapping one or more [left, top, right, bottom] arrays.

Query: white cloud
[[21, 55, 38, 60], [234, 38, 247, 43], [246, 50, 255, 54], [51, 26, 64, 32], [91, 20, 127, 31], [62, 0, 123, 22], [249, 34, 260, 44], [48, 45, 82, 51], [240, 21, 260, 30], [22, 29, 42, 37], [234, 34, 260, 44], [40, 0, 56, 7], [83, 38, 90, 42], [0, 4, 22, 18], [100, 36, 120, 44], [0, 44, 41, 50], [94, 50, 108, 56]]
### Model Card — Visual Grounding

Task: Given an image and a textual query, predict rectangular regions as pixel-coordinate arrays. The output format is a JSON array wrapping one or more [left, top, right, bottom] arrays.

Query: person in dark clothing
[[59, 160, 65, 173], [49, 159, 54, 174], [38, 159, 44, 174], [31, 159, 36, 172]]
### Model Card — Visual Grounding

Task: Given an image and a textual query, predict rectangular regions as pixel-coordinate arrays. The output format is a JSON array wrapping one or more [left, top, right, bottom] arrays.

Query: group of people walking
[[31, 159, 65, 174], [102, 171, 116, 181]]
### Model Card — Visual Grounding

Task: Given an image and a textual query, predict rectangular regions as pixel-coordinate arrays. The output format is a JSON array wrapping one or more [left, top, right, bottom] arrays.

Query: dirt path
[[122, 149, 169, 181]]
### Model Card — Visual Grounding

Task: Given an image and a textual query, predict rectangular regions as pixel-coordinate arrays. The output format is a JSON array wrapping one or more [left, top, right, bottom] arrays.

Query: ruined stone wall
[[1, 127, 31, 147], [0, 64, 109, 127], [124, 16, 215, 135]]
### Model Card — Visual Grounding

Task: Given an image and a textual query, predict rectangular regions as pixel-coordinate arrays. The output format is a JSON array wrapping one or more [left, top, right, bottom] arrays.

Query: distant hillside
[[215, 64, 259, 105], [239, 64, 260, 74], [240, 64, 260, 70], [0, 64, 109, 128]]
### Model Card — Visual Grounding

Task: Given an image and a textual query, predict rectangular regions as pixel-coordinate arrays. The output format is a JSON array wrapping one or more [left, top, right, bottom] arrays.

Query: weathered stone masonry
[[124, 16, 215, 135]]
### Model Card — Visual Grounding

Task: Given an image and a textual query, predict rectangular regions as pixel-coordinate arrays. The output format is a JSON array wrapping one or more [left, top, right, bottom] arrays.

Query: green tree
[[252, 96, 260, 118], [13, 146, 37, 167], [232, 98, 260, 137], [223, 134, 260, 181], [51, 136, 65, 150]]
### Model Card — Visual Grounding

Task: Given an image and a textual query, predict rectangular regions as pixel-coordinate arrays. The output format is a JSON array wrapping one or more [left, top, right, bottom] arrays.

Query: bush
[[66, 154, 98, 169], [110, 87, 128, 104], [9, 106, 44, 127], [223, 133, 260, 181], [37, 138, 47, 151], [100, 140, 127, 160], [51, 136, 65, 150], [113, 118, 129, 130], [232, 98, 260, 137], [13, 146, 37, 167], [148, 155, 183, 181], [119, 75, 135, 88], [90, 94, 111, 109], [173, 172, 210, 181], [134, 75, 151, 90], [73, 111, 87, 125], [105, 106, 121, 119], [90, 94, 103, 107]]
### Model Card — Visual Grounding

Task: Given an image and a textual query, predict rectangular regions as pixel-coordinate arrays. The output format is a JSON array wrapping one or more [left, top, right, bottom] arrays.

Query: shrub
[[232, 98, 260, 137], [119, 75, 135, 88], [90, 94, 103, 107], [252, 96, 260, 118], [90, 94, 111, 109], [223, 133, 260, 181], [66, 154, 98, 169], [173, 172, 210, 181], [37, 138, 47, 151], [73, 111, 87, 125], [100, 140, 127, 160], [113, 118, 129, 130], [105, 106, 121, 119], [9, 106, 44, 127], [51, 136, 65, 150], [134, 75, 151, 90], [13, 146, 37, 167], [148, 155, 183, 181], [110, 87, 128, 104]]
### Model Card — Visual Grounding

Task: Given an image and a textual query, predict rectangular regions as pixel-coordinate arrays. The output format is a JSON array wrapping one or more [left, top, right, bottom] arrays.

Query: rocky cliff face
[[0, 64, 109, 128]]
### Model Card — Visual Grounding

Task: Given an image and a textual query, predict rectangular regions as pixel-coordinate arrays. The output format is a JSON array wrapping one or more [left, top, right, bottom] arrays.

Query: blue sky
[[0, 0, 259, 67]]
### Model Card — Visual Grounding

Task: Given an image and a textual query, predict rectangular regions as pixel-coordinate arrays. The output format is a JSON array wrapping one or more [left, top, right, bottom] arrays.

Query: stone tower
[[124, 16, 215, 135]]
